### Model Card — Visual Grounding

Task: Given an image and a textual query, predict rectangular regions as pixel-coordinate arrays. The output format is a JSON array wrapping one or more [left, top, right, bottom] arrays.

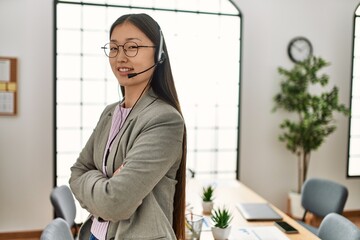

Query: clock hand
[[293, 44, 303, 51]]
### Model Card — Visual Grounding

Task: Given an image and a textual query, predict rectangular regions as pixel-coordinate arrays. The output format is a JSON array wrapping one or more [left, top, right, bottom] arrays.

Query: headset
[[157, 29, 165, 64], [128, 28, 165, 78]]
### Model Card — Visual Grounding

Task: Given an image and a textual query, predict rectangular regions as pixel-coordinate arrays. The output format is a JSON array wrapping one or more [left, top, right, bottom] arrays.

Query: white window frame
[[54, 0, 242, 221]]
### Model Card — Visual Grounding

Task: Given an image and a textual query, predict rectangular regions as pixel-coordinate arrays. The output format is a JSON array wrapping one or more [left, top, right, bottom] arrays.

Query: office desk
[[186, 179, 320, 240]]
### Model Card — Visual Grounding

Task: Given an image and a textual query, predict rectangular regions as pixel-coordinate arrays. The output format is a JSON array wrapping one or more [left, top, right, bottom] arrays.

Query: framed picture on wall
[[0, 57, 17, 116]]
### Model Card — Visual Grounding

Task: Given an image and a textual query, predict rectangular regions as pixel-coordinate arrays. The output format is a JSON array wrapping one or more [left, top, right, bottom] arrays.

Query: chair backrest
[[40, 218, 74, 240], [50, 185, 76, 227], [301, 178, 348, 218], [318, 213, 360, 240]]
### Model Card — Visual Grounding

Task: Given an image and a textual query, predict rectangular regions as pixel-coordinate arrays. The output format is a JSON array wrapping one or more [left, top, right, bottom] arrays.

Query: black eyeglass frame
[[101, 41, 156, 58]]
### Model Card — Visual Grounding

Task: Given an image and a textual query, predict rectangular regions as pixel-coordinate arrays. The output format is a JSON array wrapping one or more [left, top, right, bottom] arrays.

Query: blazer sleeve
[[69, 104, 113, 209], [69, 103, 185, 222]]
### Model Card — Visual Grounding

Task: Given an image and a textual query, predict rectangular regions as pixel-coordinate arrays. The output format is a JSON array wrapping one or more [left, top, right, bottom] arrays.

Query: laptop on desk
[[236, 203, 283, 221]]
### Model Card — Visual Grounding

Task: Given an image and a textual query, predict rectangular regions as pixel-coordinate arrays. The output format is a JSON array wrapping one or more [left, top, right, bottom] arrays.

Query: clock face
[[287, 37, 313, 63]]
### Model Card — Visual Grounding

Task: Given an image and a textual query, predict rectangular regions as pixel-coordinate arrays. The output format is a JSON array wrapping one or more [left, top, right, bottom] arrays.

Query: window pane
[[57, 129, 81, 152], [106, 80, 120, 103], [82, 129, 94, 145], [349, 137, 360, 155], [57, 55, 81, 78], [57, 30, 81, 54], [350, 118, 360, 135], [349, 157, 360, 176], [56, 0, 241, 221], [57, 105, 81, 128], [218, 106, 238, 127], [82, 104, 105, 128], [353, 78, 360, 96], [83, 6, 106, 30], [221, 1, 239, 14], [82, 81, 105, 104], [217, 151, 237, 172], [57, 80, 81, 104], [196, 129, 216, 150], [130, 0, 154, 8], [153, 0, 177, 10], [86, 0, 106, 3], [83, 56, 106, 79], [349, 8, 360, 176], [106, 7, 128, 27], [84, 30, 108, 55], [60, 0, 81, 3], [218, 129, 238, 149], [197, 106, 217, 127], [196, 152, 216, 173], [57, 153, 78, 178], [351, 98, 360, 116], [57, 4, 81, 29]]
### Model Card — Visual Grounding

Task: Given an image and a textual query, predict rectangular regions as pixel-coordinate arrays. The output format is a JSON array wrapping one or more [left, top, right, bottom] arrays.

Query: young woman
[[69, 13, 187, 240]]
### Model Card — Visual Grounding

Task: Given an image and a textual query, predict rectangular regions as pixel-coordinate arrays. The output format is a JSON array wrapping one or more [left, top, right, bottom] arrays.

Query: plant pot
[[211, 226, 231, 240], [288, 191, 304, 219], [202, 201, 214, 215]]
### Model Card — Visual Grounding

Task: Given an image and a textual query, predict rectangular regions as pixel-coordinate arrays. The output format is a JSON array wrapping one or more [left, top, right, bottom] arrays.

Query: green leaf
[[202, 186, 215, 202], [273, 55, 349, 188], [211, 207, 233, 229]]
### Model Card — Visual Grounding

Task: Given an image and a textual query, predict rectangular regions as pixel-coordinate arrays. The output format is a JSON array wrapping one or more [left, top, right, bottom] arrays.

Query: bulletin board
[[0, 57, 17, 116]]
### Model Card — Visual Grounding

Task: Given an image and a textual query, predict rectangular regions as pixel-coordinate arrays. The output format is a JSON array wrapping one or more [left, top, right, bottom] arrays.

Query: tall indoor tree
[[273, 56, 349, 193]]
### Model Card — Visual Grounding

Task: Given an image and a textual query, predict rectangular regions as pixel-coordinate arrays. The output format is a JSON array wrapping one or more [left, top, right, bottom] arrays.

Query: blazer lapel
[[106, 89, 158, 176]]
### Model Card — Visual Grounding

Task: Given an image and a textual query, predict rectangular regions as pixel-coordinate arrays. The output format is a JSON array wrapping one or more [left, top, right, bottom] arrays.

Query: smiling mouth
[[118, 67, 133, 73]]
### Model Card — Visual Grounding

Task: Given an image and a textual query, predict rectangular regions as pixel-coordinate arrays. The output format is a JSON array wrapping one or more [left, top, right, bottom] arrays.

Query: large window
[[349, 5, 360, 177], [55, 0, 241, 221]]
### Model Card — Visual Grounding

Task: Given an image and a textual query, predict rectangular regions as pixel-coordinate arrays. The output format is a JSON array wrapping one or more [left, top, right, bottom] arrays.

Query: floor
[[350, 214, 360, 228], [306, 212, 360, 229], [2, 215, 359, 240]]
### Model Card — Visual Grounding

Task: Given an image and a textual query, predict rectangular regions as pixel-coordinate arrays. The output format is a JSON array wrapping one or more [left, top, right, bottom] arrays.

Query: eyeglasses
[[101, 41, 156, 58]]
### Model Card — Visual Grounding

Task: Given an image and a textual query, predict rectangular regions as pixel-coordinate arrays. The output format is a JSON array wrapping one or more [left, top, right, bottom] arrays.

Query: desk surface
[[186, 179, 320, 240]]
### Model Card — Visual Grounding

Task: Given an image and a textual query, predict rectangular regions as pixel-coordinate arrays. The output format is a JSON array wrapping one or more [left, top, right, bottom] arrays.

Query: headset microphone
[[127, 62, 158, 78], [127, 29, 165, 79]]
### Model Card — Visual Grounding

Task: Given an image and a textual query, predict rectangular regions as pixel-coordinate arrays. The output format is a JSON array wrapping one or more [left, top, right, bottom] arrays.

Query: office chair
[[297, 178, 348, 235], [50, 185, 79, 237], [40, 218, 74, 240], [318, 213, 360, 240]]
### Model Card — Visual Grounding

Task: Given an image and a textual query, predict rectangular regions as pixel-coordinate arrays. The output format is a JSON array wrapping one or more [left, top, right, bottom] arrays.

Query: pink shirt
[[91, 105, 131, 240]]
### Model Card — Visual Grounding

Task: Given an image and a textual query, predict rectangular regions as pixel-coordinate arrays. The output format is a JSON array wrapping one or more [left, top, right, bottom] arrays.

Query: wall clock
[[287, 37, 313, 63]]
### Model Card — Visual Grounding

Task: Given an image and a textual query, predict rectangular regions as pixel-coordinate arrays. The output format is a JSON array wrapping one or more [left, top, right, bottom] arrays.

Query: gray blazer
[[69, 89, 185, 240]]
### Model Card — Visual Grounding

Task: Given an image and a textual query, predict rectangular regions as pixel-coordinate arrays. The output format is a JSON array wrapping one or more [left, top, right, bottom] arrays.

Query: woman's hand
[[113, 162, 126, 175]]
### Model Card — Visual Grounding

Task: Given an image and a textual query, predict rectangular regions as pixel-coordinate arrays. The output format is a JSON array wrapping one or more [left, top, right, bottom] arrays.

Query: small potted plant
[[201, 185, 215, 214], [211, 206, 233, 240]]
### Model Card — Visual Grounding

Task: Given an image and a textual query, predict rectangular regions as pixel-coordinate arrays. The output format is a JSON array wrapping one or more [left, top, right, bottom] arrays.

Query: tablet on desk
[[236, 203, 283, 221]]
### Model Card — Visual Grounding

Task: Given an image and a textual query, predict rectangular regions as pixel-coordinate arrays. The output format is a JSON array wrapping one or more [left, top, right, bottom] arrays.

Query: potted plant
[[273, 56, 349, 216], [211, 206, 233, 240], [201, 185, 215, 214]]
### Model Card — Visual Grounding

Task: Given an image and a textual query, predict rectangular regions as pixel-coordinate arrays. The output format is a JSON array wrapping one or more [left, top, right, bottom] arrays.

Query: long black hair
[[110, 13, 187, 240]]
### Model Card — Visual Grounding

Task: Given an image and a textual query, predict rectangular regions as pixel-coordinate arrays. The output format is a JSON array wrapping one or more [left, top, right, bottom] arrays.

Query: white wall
[[0, 0, 359, 232], [0, 0, 53, 232], [235, 0, 360, 212]]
